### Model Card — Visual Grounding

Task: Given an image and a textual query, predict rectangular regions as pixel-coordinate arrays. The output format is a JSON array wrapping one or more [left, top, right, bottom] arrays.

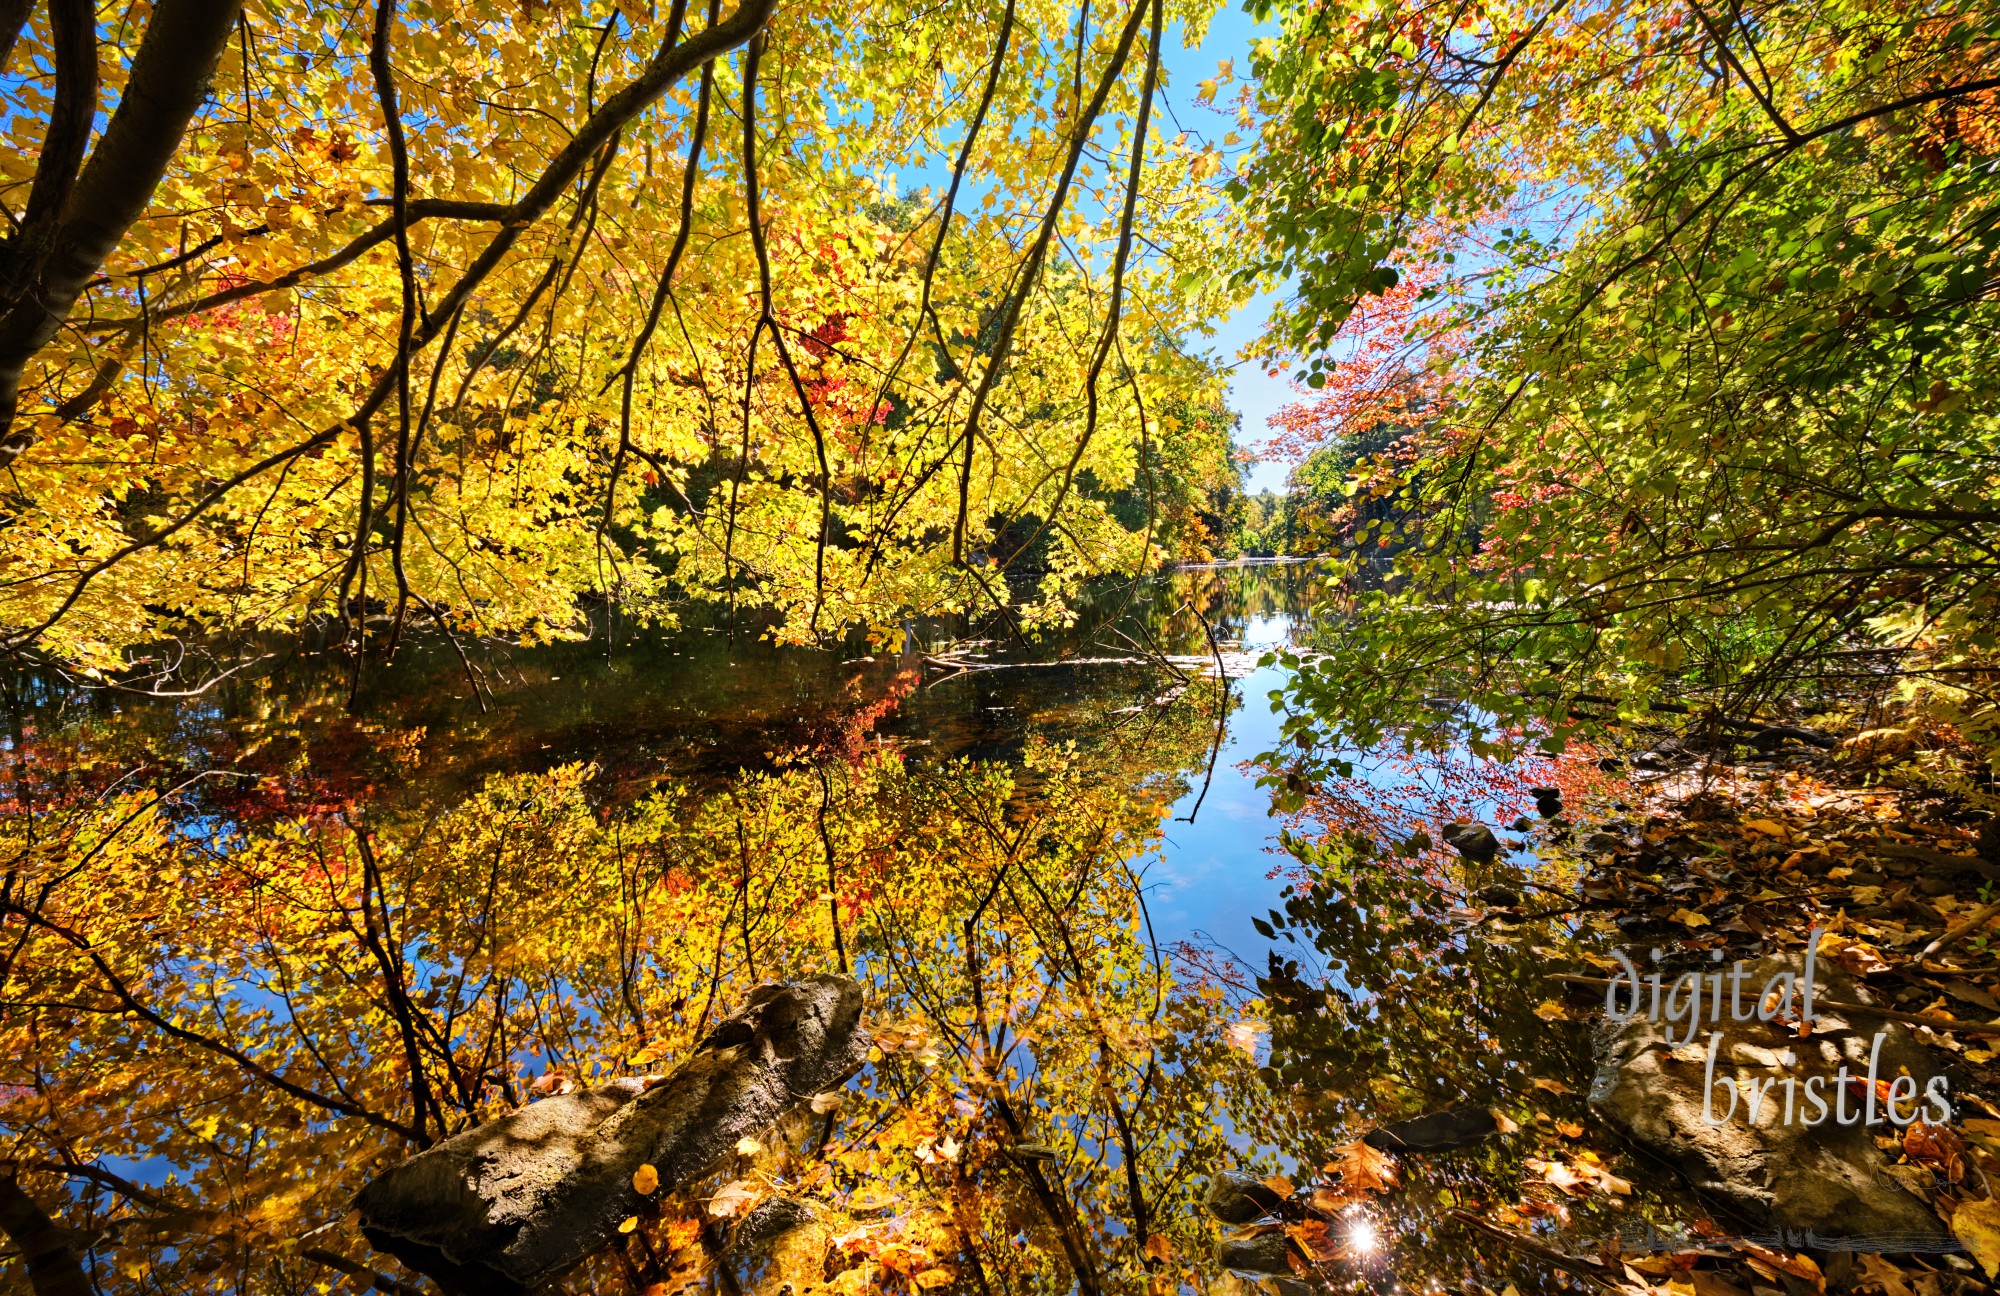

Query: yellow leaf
[[633, 1164, 659, 1195], [914, 1270, 955, 1290], [735, 1136, 763, 1156], [618, 1216, 639, 1234], [1672, 907, 1710, 928], [1953, 1197, 2000, 1277], [1143, 1233, 1174, 1263], [1534, 999, 1570, 1021]]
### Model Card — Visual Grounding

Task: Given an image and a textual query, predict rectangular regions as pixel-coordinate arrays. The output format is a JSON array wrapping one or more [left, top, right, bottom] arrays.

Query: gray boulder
[[1588, 955, 1948, 1243], [1218, 1230, 1292, 1274], [1441, 822, 1501, 862], [356, 977, 868, 1294], [1202, 1169, 1285, 1224]]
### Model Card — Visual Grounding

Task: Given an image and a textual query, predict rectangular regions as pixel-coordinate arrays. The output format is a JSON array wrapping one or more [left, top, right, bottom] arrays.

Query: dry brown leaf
[[707, 1178, 759, 1220], [1323, 1139, 1400, 1193], [1855, 1253, 1920, 1296], [1904, 1121, 1967, 1182], [1533, 1078, 1573, 1095], [1286, 1218, 1342, 1262]]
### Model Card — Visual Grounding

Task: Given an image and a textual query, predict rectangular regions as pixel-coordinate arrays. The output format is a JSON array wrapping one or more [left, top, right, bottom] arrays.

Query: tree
[[1233, 0, 2000, 759], [0, 0, 1245, 683]]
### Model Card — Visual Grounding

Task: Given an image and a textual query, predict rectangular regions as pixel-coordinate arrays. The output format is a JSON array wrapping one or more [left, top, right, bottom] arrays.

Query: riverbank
[[1529, 721, 2000, 1292]]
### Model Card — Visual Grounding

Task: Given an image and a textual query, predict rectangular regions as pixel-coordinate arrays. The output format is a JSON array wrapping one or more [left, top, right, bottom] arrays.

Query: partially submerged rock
[[1203, 1169, 1285, 1224], [1588, 955, 1948, 1243], [1363, 1106, 1498, 1153], [1442, 822, 1500, 863], [1217, 1230, 1292, 1274], [356, 977, 868, 1295]]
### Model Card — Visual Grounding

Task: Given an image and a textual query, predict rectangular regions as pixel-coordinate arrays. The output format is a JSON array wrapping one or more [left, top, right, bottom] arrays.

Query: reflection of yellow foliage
[[0, 691, 1258, 1293]]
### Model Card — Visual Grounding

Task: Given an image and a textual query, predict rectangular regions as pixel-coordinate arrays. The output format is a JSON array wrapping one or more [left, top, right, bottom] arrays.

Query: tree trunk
[[0, 1176, 95, 1296], [0, 0, 246, 459]]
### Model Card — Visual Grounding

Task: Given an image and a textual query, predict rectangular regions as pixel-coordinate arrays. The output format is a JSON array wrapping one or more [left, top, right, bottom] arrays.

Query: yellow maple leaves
[[1, 0, 1247, 672]]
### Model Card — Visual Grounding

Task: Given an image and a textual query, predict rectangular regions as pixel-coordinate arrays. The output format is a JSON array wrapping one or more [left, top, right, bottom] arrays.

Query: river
[[0, 563, 1695, 1294]]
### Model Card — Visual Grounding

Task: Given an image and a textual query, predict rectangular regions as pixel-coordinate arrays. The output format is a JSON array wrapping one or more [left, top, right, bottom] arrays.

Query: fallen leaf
[[619, 1216, 640, 1234], [1308, 1185, 1354, 1214], [1672, 908, 1711, 929], [1324, 1139, 1399, 1193], [1904, 1121, 1967, 1182], [1952, 1196, 2000, 1277], [1286, 1217, 1342, 1262], [810, 1090, 846, 1114], [1535, 999, 1571, 1021], [1489, 1107, 1520, 1133], [633, 1163, 660, 1195], [735, 1136, 763, 1157], [707, 1179, 759, 1220], [1855, 1253, 1919, 1296], [1532, 1078, 1573, 1095], [1557, 1120, 1585, 1138], [1224, 1019, 1269, 1057]]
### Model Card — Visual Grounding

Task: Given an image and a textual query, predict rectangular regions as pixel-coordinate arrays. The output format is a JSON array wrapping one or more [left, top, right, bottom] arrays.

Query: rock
[[1633, 751, 1671, 770], [1533, 788, 1564, 818], [1588, 954, 1948, 1243], [1511, 816, 1536, 833], [1581, 831, 1624, 854], [1441, 822, 1500, 862], [1363, 1106, 1498, 1152], [1202, 1170, 1284, 1224], [1217, 1230, 1292, 1275], [356, 977, 869, 1295], [1598, 756, 1625, 772], [1474, 885, 1520, 907]]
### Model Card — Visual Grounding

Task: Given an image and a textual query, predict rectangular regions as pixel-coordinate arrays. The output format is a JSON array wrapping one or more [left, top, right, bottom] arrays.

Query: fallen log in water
[[354, 977, 867, 1295]]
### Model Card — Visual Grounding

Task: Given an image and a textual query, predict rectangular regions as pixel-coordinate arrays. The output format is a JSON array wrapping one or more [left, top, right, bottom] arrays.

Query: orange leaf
[[1323, 1139, 1399, 1193]]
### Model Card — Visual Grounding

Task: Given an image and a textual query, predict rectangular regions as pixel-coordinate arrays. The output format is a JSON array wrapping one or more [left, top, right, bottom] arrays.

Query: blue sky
[[885, 2, 1302, 494], [1160, 2, 1296, 494]]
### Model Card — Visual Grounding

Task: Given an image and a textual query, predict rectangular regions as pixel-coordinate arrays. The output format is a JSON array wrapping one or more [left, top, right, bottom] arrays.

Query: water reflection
[[0, 566, 1687, 1295]]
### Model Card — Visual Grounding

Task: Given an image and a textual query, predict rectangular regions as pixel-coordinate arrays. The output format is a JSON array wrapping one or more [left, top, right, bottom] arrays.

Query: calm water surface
[[1, 566, 1687, 1296]]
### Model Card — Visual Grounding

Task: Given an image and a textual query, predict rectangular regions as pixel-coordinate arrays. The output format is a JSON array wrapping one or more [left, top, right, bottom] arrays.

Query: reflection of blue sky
[[1144, 609, 1539, 981]]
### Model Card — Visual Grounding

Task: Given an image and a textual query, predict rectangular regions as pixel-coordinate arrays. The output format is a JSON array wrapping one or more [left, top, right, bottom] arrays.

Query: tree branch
[[0, 0, 247, 456]]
